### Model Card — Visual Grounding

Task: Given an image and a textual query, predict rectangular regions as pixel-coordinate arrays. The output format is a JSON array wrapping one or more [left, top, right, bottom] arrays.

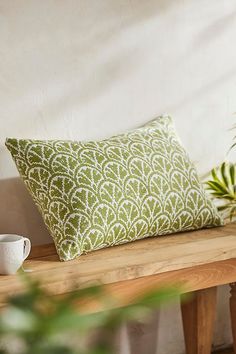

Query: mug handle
[[23, 238, 31, 260]]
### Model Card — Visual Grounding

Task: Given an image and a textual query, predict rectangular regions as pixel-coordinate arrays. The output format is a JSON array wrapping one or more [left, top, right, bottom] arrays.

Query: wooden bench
[[1, 223, 236, 354]]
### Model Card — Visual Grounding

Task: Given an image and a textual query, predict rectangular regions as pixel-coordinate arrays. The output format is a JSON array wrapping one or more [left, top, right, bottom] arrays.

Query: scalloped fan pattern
[[6, 116, 223, 261]]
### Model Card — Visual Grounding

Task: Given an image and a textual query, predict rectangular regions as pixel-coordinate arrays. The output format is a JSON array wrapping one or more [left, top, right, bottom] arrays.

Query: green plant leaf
[[217, 205, 232, 211], [206, 181, 227, 195], [205, 162, 236, 221], [211, 167, 220, 183], [206, 163, 236, 199], [230, 164, 236, 186], [230, 142, 236, 151], [220, 162, 229, 189]]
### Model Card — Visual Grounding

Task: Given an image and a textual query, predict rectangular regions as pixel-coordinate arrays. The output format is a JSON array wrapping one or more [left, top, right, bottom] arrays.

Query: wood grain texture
[[181, 287, 217, 354], [0, 224, 236, 309], [230, 283, 236, 354], [68, 259, 236, 314]]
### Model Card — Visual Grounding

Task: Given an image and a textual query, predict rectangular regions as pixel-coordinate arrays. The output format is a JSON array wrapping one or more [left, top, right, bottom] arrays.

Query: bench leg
[[230, 283, 236, 353], [181, 287, 217, 354]]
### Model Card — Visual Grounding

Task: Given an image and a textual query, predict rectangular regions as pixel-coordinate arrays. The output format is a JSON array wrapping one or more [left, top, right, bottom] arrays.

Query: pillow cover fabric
[[6, 116, 223, 261]]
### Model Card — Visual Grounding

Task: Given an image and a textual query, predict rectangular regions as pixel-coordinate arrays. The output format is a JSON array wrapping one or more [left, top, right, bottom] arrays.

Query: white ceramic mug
[[0, 234, 31, 275]]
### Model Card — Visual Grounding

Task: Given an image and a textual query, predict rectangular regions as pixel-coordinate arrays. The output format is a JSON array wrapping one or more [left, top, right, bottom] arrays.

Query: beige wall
[[0, 1, 236, 352]]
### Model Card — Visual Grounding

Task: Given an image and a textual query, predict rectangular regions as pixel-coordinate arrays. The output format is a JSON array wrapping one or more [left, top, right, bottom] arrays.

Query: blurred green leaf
[[24, 344, 78, 354], [0, 273, 181, 354], [134, 286, 181, 307], [0, 307, 37, 333]]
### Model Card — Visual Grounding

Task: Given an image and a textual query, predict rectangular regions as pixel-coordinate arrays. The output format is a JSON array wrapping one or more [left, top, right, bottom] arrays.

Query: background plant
[[0, 275, 181, 354], [205, 162, 236, 221]]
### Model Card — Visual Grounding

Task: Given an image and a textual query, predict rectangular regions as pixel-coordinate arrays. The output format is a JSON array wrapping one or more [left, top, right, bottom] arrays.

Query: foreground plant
[[0, 275, 181, 354], [205, 161, 236, 221]]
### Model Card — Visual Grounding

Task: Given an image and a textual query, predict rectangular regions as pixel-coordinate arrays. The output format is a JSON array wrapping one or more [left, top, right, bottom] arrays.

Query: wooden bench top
[[1, 223, 236, 307]]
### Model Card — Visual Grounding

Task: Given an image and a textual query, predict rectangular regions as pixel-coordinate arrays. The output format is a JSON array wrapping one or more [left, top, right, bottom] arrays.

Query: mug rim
[[0, 234, 24, 244]]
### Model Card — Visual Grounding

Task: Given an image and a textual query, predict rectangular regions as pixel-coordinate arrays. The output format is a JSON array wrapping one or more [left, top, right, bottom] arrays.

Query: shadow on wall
[[0, 177, 51, 245], [168, 66, 236, 114], [194, 9, 236, 48], [0, 0, 181, 134]]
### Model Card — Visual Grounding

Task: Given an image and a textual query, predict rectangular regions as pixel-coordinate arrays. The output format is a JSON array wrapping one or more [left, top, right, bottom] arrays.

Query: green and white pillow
[[6, 116, 223, 261]]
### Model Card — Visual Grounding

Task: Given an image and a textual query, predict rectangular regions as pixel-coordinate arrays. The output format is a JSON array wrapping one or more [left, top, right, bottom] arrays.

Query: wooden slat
[[105, 259, 236, 303], [1, 258, 236, 311], [73, 259, 236, 313], [5, 235, 235, 286], [1, 224, 236, 307]]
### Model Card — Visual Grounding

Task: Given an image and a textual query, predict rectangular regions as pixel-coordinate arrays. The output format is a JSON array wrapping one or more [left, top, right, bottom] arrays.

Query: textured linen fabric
[[5, 116, 223, 261]]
